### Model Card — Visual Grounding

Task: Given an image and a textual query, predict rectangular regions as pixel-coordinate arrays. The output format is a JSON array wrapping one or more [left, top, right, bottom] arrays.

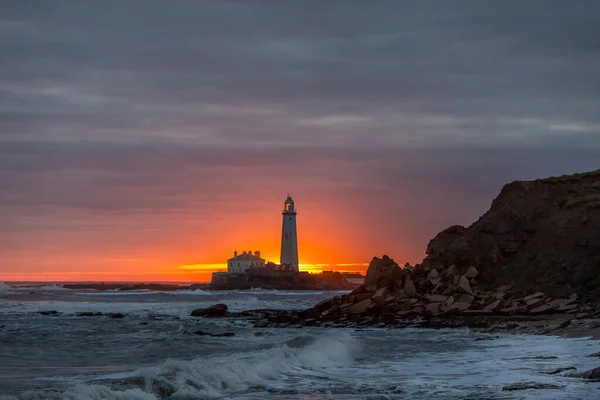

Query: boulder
[[394, 278, 405, 291], [457, 294, 474, 304], [529, 305, 553, 314], [557, 304, 578, 312], [429, 294, 449, 303], [350, 285, 367, 295], [441, 284, 456, 295], [314, 298, 334, 313], [426, 302, 441, 315], [549, 298, 576, 308], [581, 366, 600, 380], [320, 306, 338, 317], [354, 293, 373, 302], [348, 299, 372, 314], [381, 302, 403, 314], [191, 304, 228, 318], [444, 264, 458, 278], [453, 302, 471, 311], [525, 297, 544, 307], [426, 269, 440, 280], [523, 292, 545, 302], [463, 266, 479, 279], [363, 255, 403, 290], [404, 277, 417, 298], [394, 290, 408, 301], [483, 299, 501, 311], [371, 288, 389, 306], [457, 276, 473, 295]]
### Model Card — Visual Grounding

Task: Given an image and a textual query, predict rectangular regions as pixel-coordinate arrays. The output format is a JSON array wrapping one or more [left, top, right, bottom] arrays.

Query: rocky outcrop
[[246, 255, 593, 330], [423, 170, 600, 299], [313, 258, 579, 321], [190, 304, 228, 317]]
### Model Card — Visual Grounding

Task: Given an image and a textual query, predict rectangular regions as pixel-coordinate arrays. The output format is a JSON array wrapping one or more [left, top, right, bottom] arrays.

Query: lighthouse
[[280, 195, 299, 271]]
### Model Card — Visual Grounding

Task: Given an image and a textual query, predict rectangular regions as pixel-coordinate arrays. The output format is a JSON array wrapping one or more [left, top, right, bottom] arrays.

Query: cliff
[[423, 170, 600, 298]]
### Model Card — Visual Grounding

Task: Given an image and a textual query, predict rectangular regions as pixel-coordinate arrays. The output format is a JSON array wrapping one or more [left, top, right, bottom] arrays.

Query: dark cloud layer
[[1, 1, 600, 272]]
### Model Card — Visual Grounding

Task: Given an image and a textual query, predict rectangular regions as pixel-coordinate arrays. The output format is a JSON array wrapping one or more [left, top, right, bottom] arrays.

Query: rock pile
[[268, 255, 585, 328]]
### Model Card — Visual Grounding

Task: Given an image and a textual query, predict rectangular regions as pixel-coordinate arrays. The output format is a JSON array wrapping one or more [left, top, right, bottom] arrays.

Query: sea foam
[[138, 331, 360, 398], [1, 332, 360, 400]]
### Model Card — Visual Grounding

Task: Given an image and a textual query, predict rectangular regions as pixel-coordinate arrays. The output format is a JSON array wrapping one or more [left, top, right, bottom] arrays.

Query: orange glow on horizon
[[0, 262, 371, 283], [177, 262, 369, 274], [3, 195, 421, 283]]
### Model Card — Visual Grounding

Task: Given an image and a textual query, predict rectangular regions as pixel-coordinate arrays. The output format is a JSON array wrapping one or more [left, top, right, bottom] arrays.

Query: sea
[[1, 282, 600, 400]]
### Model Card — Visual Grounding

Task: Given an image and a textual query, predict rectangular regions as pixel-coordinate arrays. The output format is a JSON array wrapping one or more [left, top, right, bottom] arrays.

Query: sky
[[1, 1, 600, 282]]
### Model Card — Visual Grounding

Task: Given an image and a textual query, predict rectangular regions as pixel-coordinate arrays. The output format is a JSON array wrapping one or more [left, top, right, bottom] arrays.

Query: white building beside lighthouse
[[280, 195, 299, 271], [227, 250, 265, 273]]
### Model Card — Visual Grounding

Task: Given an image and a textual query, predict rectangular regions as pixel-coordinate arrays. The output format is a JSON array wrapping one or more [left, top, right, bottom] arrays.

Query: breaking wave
[[32, 284, 70, 292], [0, 282, 13, 292], [1, 332, 360, 400]]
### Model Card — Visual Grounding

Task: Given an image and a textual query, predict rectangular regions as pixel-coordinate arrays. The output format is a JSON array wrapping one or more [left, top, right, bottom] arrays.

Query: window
[[285, 203, 291, 211]]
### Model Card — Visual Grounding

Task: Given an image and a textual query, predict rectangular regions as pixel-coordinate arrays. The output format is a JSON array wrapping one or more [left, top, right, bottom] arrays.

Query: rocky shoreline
[[228, 255, 591, 329], [189, 254, 600, 339]]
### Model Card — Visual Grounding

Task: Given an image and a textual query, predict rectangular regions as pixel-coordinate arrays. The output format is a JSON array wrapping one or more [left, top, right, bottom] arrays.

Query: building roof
[[228, 253, 265, 262]]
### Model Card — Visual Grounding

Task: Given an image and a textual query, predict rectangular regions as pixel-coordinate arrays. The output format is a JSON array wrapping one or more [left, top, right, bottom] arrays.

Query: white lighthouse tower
[[280, 195, 299, 271]]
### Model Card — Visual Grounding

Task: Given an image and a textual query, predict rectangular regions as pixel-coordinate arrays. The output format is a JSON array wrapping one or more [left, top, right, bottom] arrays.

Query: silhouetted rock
[[38, 311, 57, 316], [191, 303, 228, 317], [107, 313, 126, 319], [363, 255, 404, 290]]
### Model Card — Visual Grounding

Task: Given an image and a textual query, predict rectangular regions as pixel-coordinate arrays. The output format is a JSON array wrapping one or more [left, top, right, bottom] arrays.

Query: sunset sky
[[1, 1, 600, 282]]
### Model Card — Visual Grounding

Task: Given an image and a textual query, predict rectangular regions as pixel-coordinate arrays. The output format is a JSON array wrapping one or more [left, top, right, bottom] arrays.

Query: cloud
[[1, 1, 599, 274]]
